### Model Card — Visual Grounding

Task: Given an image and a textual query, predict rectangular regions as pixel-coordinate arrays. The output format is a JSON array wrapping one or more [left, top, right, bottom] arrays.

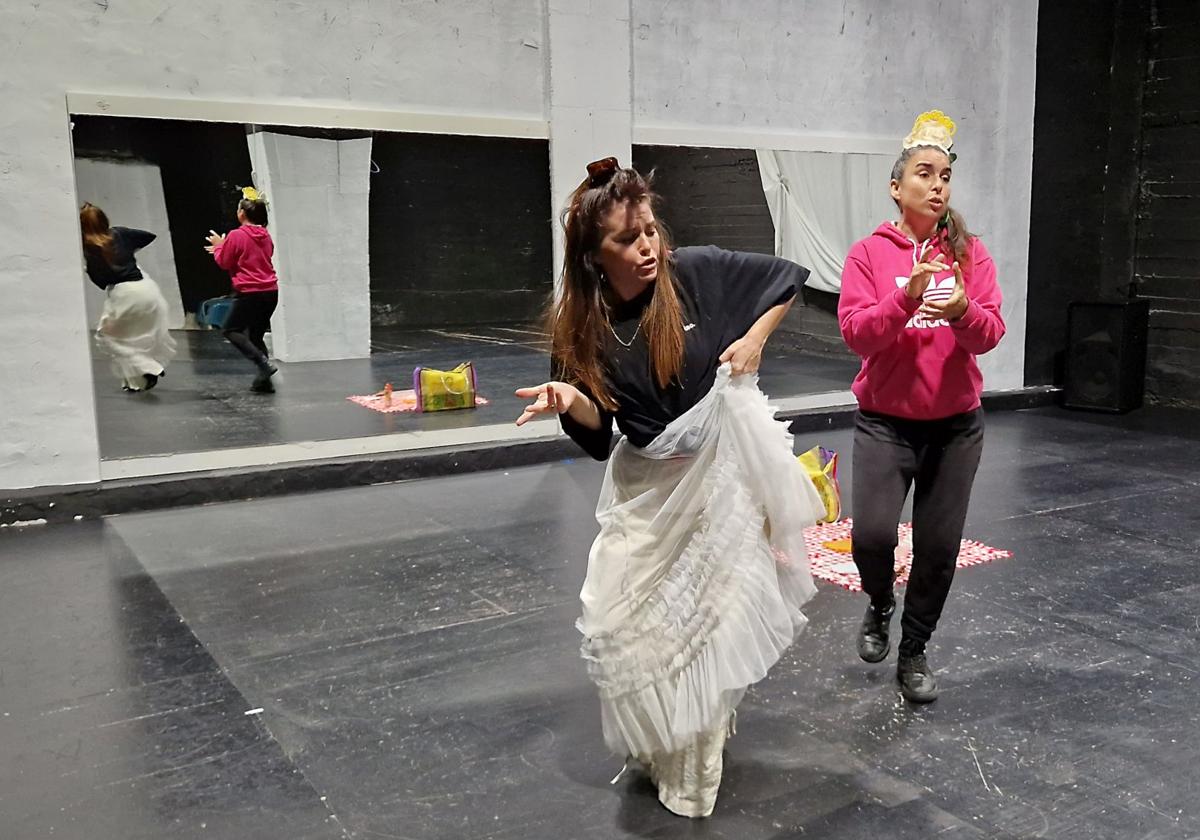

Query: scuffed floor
[[2, 406, 1199, 839]]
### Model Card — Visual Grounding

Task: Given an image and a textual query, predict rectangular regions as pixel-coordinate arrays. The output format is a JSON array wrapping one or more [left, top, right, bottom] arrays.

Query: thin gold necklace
[[607, 318, 642, 348]]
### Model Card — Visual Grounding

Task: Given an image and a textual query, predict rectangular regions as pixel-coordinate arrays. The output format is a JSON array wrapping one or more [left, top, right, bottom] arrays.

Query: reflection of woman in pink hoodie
[[205, 192, 280, 393], [837, 112, 1005, 704]]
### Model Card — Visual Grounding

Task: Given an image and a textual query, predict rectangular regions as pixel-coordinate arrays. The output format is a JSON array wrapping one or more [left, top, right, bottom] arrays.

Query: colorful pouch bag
[[798, 445, 841, 523], [413, 362, 477, 412]]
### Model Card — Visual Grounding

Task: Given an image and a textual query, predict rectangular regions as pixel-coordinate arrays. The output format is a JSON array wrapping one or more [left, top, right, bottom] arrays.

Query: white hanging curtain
[[756, 150, 897, 294]]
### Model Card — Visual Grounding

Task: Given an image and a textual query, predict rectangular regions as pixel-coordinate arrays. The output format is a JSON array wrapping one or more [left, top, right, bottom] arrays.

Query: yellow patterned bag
[[797, 445, 841, 523], [413, 362, 477, 412]]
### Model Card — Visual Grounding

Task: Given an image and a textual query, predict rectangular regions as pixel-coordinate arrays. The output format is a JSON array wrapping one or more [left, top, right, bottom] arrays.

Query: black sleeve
[[551, 356, 615, 461], [83, 251, 109, 290], [117, 227, 157, 251], [675, 245, 806, 347]]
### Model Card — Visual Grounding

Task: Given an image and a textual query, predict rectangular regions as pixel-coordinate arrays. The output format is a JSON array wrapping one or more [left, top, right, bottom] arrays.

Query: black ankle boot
[[856, 597, 894, 663], [897, 638, 938, 703], [251, 362, 278, 393]]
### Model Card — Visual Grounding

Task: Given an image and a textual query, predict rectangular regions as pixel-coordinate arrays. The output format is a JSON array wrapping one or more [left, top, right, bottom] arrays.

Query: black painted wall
[[367, 134, 553, 328], [71, 116, 251, 314], [1134, 0, 1200, 405], [631, 145, 849, 354], [1025, 2, 1121, 386], [631, 145, 775, 254], [1027, 0, 1200, 406]]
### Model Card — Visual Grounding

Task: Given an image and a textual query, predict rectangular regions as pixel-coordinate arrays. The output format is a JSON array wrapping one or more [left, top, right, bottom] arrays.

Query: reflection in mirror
[[72, 116, 881, 470], [631, 144, 892, 399], [73, 115, 555, 465]]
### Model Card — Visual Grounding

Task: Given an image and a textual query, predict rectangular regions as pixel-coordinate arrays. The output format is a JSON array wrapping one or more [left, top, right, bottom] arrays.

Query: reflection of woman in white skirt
[[80, 203, 176, 391], [515, 159, 824, 818]]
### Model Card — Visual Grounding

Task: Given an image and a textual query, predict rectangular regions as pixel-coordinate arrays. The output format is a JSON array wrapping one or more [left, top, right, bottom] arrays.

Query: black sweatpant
[[851, 408, 984, 647], [223, 290, 278, 368]]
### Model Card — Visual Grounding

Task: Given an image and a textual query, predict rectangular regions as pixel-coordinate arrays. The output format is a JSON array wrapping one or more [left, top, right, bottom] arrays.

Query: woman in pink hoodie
[[205, 193, 280, 393], [837, 111, 1005, 703]]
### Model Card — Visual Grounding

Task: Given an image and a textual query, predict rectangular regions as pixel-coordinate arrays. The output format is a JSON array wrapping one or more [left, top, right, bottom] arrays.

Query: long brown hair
[[79, 202, 115, 265], [890, 146, 973, 263], [548, 166, 685, 411]]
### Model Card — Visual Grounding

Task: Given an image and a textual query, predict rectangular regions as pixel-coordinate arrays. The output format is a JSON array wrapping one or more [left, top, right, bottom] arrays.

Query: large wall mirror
[[71, 106, 886, 478], [73, 113, 561, 477]]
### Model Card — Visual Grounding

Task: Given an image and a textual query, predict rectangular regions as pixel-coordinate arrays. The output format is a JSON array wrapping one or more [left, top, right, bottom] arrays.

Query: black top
[[84, 227, 156, 290], [557, 245, 807, 460]]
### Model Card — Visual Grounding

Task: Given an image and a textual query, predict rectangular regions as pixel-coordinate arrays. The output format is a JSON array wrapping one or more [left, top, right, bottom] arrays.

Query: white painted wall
[[0, 0, 544, 490], [0, 0, 1038, 491], [632, 0, 1038, 391], [73, 157, 186, 329]]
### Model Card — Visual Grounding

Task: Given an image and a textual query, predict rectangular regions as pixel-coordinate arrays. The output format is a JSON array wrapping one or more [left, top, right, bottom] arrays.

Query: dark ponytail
[[239, 198, 269, 226], [937, 206, 971, 264]]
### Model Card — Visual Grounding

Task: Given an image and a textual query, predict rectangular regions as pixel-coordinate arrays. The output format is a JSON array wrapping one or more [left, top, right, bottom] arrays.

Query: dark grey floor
[[91, 327, 861, 460], [4, 406, 1199, 839]]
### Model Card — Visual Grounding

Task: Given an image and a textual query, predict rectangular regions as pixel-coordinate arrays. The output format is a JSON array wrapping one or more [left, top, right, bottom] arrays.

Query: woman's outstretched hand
[[515, 381, 580, 426], [204, 230, 225, 254]]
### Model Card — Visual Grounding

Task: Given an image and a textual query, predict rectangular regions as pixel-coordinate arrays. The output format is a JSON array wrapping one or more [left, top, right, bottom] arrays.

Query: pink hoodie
[[212, 224, 279, 294], [838, 222, 1005, 420]]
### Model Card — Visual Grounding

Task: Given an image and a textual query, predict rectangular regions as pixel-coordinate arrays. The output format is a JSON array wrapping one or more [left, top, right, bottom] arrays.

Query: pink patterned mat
[[802, 518, 1011, 592], [347, 390, 490, 414]]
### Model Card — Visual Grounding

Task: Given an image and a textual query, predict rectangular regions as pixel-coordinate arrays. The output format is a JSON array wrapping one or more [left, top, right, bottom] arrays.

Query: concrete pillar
[[246, 131, 373, 362], [546, 0, 633, 286]]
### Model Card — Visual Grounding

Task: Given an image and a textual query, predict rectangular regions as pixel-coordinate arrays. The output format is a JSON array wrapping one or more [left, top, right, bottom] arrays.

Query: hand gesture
[[919, 261, 969, 322], [719, 336, 765, 376], [514, 381, 580, 426], [204, 230, 225, 254], [906, 242, 950, 301]]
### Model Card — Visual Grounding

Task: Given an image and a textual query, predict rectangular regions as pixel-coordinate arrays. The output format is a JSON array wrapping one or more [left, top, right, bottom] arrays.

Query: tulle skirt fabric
[[578, 365, 823, 764], [96, 277, 176, 389]]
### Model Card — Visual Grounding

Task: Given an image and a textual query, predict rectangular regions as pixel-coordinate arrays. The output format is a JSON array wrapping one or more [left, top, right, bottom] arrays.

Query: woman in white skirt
[[515, 158, 824, 818], [80, 203, 176, 392]]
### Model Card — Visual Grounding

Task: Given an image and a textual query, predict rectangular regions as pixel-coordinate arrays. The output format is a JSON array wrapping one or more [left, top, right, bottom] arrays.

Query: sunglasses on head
[[586, 157, 620, 188]]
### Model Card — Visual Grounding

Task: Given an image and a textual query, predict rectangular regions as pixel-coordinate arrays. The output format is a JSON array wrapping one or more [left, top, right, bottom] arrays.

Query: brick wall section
[[631, 145, 775, 254], [1135, 0, 1200, 405]]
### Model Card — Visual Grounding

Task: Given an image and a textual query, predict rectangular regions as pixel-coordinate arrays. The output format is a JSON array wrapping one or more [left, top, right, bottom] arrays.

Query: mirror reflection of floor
[[91, 325, 862, 461]]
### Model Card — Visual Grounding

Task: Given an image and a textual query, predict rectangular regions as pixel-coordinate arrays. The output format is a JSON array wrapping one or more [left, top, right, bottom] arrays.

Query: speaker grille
[[1063, 301, 1149, 413]]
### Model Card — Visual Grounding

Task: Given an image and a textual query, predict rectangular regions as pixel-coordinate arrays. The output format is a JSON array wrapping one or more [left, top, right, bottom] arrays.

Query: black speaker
[[1063, 299, 1150, 413]]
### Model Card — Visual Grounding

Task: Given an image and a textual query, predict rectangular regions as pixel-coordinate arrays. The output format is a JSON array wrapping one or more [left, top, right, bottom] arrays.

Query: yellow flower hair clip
[[903, 109, 957, 160], [239, 186, 267, 203]]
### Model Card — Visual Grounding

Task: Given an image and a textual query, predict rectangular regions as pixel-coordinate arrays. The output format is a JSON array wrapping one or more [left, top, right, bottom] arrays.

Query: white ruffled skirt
[[578, 365, 823, 817], [95, 276, 176, 390]]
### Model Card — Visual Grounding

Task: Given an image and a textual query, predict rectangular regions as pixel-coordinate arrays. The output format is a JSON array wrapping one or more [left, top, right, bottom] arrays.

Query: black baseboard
[[779, 386, 1061, 434], [983, 385, 1061, 412], [1, 387, 1063, 526], [783, 406, 857, 434], [2, 438, 580, 527]]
